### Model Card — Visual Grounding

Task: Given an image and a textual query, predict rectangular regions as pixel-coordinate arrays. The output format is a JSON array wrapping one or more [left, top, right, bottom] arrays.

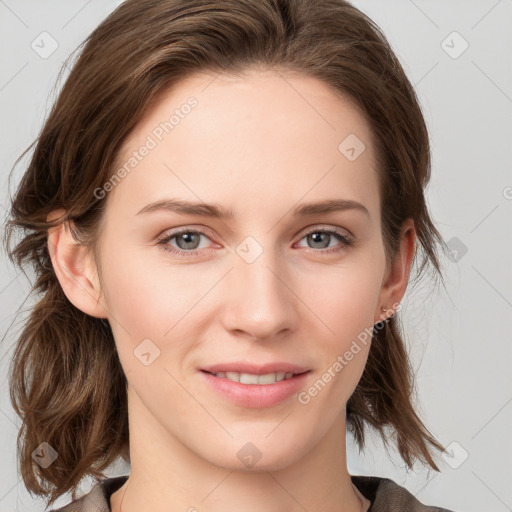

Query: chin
[[196, 433, 312, 473]]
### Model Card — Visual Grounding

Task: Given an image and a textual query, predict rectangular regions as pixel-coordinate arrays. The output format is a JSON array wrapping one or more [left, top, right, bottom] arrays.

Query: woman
[[3, 0, 454, 511]]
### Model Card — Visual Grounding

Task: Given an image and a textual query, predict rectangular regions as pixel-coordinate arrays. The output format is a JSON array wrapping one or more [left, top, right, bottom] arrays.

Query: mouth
[[200, 369, 309, 385], [199, 363, 312, 408]]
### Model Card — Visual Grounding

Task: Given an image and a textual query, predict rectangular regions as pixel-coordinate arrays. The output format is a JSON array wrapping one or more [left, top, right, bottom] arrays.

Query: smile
[[200, 369, 311, 408], [205, 371, 300, 384]]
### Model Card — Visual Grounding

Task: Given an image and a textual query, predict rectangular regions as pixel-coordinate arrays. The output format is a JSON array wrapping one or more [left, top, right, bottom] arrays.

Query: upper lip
[[200, 362, 311, 375]]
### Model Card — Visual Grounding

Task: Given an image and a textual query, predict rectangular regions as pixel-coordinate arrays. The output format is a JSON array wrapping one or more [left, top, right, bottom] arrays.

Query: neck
[[111, 386, 365, 512]]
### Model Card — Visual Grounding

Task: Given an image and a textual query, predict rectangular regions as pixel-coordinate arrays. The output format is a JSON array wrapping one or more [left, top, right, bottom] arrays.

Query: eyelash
[[157, 227, 354, 258]]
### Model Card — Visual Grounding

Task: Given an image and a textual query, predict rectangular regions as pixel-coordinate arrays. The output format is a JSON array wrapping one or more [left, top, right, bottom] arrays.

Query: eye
[[157, 226, 354, 258], [295, 227, 353, 254], [157, 229, 215, 257]]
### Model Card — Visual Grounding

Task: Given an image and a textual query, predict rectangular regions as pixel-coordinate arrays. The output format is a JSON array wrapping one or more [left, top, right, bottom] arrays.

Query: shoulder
[[49, 475, 128, 512], [351, 475, 454, 512]]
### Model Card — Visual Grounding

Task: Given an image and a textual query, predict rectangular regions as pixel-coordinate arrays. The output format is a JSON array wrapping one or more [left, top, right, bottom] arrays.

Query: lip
[[199, 363, 311, 409], [200, 362, 311, 375]]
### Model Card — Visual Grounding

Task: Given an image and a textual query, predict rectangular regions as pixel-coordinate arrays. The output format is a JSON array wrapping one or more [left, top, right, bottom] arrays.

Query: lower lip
[[200, 370, 311, 408]]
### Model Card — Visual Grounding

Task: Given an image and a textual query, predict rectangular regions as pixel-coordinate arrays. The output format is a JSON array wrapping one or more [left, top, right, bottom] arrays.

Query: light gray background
[[1, 1, 511, 511]]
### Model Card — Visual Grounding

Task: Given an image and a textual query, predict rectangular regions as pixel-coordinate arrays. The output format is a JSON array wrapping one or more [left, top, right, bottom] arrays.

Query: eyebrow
[[136, 198, 370, 219]]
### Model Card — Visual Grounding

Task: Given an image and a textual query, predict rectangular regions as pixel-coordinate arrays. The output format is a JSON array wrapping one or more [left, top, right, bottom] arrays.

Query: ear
[[375, 218, 416, 323], [47, 209, 108, 319]]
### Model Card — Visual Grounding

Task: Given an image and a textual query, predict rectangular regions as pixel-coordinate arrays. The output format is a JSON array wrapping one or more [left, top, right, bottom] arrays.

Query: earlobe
[[47, 209, 108, 319], [375, 219, 416, 323]]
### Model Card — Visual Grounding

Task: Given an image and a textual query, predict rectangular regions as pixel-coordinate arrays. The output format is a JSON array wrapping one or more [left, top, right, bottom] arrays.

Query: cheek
[[298, 252, 385, 344], [97, 244, 204, 364], [295, 250, 385, 401], [297, 282, 375, 420]]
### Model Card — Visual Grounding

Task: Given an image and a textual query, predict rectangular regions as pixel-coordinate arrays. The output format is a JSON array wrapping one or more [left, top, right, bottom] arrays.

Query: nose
[[220, 249, 299, 341]]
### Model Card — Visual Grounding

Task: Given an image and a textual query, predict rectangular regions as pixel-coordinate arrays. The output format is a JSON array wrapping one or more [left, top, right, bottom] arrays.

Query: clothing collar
[[53, 474, 453, 512]]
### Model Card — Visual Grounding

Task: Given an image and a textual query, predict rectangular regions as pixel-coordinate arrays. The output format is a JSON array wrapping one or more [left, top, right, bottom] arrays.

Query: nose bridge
[[222, 236, 298, 339]]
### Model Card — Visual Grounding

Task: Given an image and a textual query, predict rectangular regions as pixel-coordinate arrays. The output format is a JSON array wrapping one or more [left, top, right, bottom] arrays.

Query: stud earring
[[380, 305, 387, 312]]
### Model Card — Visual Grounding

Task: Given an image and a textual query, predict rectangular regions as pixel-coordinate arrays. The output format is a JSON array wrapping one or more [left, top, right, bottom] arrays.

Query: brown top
[[51, 474, 454, 512]]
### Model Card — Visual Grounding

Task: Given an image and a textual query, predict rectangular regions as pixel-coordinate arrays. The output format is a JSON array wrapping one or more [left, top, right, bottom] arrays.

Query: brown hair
[[3, 0, 446, 506]]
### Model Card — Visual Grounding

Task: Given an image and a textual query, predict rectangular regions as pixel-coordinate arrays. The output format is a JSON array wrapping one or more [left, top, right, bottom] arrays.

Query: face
[[91, 69, 392, 470]]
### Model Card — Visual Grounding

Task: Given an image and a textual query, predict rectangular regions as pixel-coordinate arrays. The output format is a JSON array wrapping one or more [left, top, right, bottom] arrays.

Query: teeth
[[213, 371, 296, 384]]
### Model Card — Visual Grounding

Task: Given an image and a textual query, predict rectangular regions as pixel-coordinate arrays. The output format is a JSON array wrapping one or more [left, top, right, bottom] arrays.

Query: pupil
[[178, 233, 199, 249], [309, 232, 329, 249]]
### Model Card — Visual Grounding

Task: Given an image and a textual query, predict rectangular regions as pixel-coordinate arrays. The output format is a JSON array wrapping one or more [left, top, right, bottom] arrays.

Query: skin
[[47, 69, 415, 512]]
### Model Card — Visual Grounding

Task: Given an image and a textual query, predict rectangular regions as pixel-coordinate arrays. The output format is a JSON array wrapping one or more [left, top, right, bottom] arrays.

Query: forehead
[[107, 69, 380, 222]]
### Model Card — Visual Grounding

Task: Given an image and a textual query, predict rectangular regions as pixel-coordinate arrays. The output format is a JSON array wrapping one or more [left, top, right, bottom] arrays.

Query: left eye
[[157, 228, 353, 257]]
